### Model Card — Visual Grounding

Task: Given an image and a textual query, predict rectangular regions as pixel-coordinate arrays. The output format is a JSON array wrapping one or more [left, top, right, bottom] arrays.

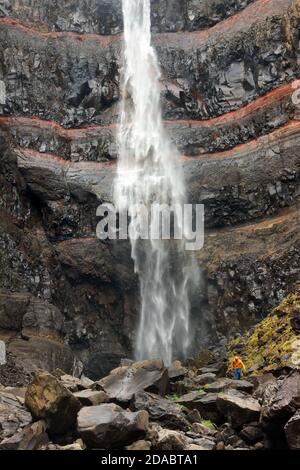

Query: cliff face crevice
[[0, 0, 299, 378]]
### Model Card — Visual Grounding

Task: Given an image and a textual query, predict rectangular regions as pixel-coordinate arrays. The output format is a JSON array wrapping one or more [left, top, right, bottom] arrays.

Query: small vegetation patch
[[228, 285, 300, 375]]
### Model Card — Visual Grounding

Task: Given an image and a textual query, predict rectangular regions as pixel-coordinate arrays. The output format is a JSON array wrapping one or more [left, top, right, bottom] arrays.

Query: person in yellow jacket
[[229, 356, 246, 380]]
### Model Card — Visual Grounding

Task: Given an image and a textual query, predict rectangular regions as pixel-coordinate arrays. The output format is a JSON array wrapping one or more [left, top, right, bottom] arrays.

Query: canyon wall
[[0, 0, 299, 378]]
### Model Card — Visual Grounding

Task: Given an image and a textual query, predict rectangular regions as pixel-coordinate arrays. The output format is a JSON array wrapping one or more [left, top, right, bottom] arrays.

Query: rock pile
[[0, 358, 299, 450]]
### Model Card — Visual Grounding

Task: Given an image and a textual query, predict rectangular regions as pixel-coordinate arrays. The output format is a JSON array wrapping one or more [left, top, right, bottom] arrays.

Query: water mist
[[114, 0, 199, 366]]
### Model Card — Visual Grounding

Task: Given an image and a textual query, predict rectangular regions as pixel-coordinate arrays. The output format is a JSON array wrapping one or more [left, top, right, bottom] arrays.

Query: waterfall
[[114, 0, 199, 366]]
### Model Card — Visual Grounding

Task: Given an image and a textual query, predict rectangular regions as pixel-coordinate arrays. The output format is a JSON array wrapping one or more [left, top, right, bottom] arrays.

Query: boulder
[[25, 372, 81, 435], [185, 408, 202, 424], [195, 373, 216, 386], [60, 374, 93, 393], [45, 439, 86, 451], [0, 420, 48, 450], [77, 403, 149, 448], [74, 389, 109, 406], [175, 390, 206, 409], [217, 390, 261, 429], [0, 390, 32, 441], [260, 371, 300, 430], [204, 378, 232, 393], [240, 423, 264, 444], [152, 428, 188, 451], [126, 440, 151, 450], [133, 391, 189, 431], [198, 366, 220, 375], [168, 361, 186, 381], [228, 380, 254, 394], [177, 392, 223, 424], [96, 359, 169, 403], [252, 373, 277, 400], [192, 422, 217, 437], [193, 437, 216, 450], [284, 410, 300, 449]]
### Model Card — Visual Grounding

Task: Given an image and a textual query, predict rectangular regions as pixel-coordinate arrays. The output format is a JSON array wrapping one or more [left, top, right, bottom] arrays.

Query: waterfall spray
[[114, 0, 199, 366]]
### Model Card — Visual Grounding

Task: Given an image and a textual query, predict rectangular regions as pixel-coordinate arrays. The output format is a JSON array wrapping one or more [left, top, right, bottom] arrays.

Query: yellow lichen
[[228, 286, 300, 375]]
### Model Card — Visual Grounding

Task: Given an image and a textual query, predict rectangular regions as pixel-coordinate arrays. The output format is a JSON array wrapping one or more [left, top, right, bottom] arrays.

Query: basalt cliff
[[0, 0, 299, 383]]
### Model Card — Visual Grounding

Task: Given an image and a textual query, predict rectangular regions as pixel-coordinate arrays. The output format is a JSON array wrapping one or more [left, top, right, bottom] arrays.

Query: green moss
[[228, 286, 300, 375], [201, 420, 217, 430]]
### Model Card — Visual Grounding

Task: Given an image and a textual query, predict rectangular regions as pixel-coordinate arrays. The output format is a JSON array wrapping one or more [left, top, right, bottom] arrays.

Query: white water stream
[[114, 0, 198, 365]]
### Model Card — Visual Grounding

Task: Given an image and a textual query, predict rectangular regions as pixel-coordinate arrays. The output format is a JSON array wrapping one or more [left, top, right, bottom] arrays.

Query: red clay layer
[[0, 0, 291, 47], [14, 119, 300, 169], [55, 203, 299, 248], [182, 120, 300, 161], [14, 146, 116, 169], [0, 16, 119, 45], [0, 80, 298, 139]]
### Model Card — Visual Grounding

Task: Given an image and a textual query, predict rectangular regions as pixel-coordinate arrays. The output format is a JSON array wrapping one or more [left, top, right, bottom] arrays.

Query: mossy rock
[[228, 285, 300, 375]]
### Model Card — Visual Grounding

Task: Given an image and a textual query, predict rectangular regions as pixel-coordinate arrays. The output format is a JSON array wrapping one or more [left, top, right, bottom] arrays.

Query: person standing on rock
[[229, 356, 246, 380]]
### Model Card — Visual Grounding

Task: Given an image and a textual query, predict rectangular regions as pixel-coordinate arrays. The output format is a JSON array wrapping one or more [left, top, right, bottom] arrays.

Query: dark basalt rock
[[77, 403, 149, 449], [133, 391, 189, 431], [96, 360, 169, 404], [4, 0, 255, 34], [25, 371, 82, 435], [260, 370, 300, 433], [284, 410, 300, 450], [216, 390, 261, 429]]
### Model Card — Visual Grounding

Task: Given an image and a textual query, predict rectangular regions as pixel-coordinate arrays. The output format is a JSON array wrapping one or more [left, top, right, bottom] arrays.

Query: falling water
[[114, 0, 198, 365]]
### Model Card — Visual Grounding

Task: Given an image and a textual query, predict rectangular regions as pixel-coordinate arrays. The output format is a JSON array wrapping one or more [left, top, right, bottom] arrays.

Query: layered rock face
[[0, 0, 299, 376]]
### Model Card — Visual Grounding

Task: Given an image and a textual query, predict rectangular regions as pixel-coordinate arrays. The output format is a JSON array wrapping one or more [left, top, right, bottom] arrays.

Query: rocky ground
[[0, 0, 299, 428], [1, 288, 299, 451], [0, 359, 299, 450]]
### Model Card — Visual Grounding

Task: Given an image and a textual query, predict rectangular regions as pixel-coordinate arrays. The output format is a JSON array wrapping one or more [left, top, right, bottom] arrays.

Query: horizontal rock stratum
[[0, 0, 299, 376]]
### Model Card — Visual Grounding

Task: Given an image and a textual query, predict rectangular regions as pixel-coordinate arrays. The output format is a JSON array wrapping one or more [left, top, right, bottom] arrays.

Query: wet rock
[[260, 371, 300, 431], [217, 390, 261, 429], [198, 366, 221, 376], [74, 389, 109, 406], [284, 410, 300, 449], [175, 390, 206, 409], [97, 359, 169, 404], [25, 372, 81, 435], [152, 428, 188, 451], [0, 420, 48, 450], [229, 380, 254, 394], [133, 391, 189, 431], [195, 372, 216, 386], [59, 374, 93, 393], [192, 437, 216, 450], [240, 423, 264, 444], [0, 390, 32, 441], [126, 440, 151, 451], [185, 408, 202, 424], [168, 361, 186, 381], [188, 393, 223, 424], [252, 374, 277, 401], [77, 403, 149, 448], [204, 378, 232, 393]]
